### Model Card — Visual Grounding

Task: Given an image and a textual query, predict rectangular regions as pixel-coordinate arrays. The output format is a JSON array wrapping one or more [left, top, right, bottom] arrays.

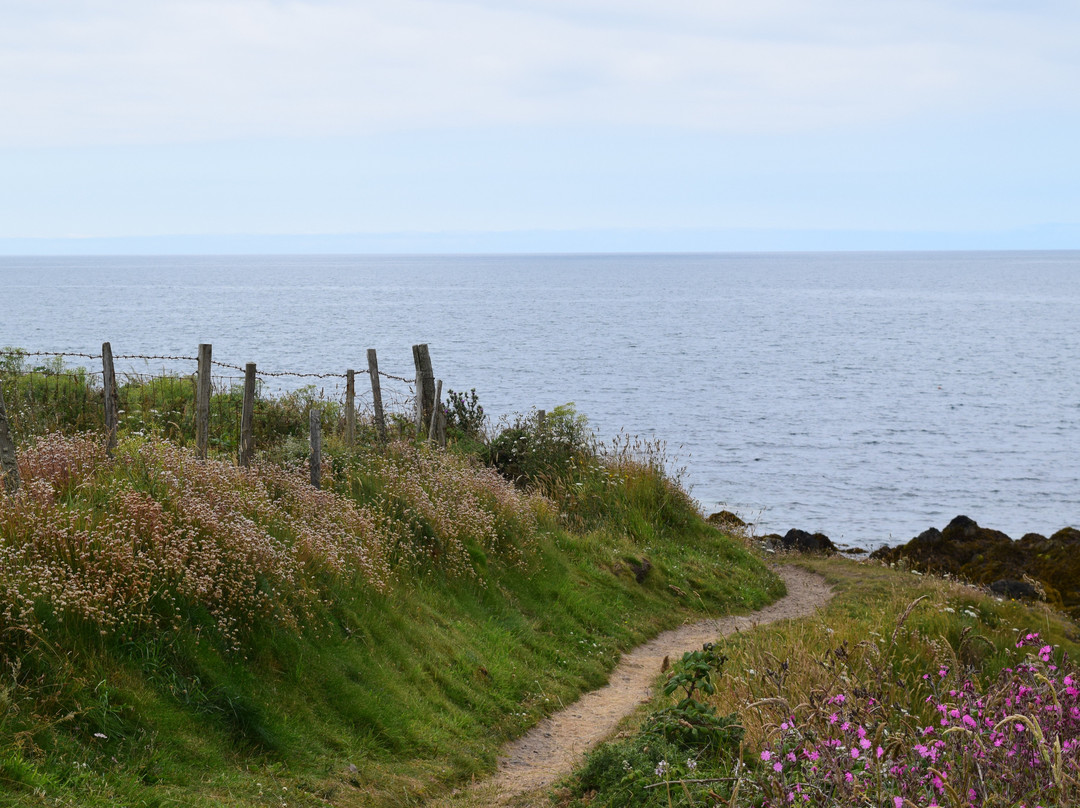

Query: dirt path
[[446, 565, 833, 806]]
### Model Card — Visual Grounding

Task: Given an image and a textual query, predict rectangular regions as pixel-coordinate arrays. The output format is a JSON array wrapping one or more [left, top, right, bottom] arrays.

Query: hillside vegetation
[[0, 401, 781, 807], [558, 557, 1080, 808]]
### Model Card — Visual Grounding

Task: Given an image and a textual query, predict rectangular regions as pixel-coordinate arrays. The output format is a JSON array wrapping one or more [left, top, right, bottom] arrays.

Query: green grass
[[0, 425, 781, 807], [556, 555, 1080, 808]]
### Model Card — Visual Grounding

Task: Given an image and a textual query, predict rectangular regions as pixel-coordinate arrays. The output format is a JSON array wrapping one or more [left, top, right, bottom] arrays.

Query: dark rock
[[1051, 527, 1080, 545], [628, 557, 652, 583], [872, 515, 1080, 620], [911, 528, 943, 548], [840, 546, 867, 555], [707, 510, 746, 527], [779, 529, 836, 555], [989, 579, 1039, 601]]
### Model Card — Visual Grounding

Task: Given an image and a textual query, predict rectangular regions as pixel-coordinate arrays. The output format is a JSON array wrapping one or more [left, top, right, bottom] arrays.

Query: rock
[[707, 510, 746, 528], [872, 516, 1080, 619], [779, 529, 836, 555], [989, 579, 1039, 601], [628, 557, 652, 583]]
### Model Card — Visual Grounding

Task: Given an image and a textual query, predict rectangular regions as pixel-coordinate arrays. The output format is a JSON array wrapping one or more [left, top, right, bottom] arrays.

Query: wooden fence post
[[367, 349, 386, 443], [101, 341, 120, 455], [429, 379, 442, 444], [345, 369, 356, 446], [240, 363, 256, 467], [0, 386, 19, 494], [196, 343, 212, 459], [412, 344, 435, 435], [412, 345, 425, 433], [309, 408, 322, 488]]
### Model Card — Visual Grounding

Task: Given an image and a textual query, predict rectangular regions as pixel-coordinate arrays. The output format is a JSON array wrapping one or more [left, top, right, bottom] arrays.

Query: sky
[[2, 0, 1079, 253]]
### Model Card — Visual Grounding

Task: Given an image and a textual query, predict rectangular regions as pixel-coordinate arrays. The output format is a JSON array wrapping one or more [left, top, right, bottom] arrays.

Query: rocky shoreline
[[708, 511, 1080, 620], [869, 515, 1080, 619]]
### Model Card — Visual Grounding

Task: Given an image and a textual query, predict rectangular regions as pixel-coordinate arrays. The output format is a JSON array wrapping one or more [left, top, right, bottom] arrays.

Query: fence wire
[[0, 348, 421, 451]]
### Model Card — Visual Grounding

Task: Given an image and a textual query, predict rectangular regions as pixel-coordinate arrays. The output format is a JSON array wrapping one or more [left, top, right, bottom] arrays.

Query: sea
[[1, 251, 1077, 550]]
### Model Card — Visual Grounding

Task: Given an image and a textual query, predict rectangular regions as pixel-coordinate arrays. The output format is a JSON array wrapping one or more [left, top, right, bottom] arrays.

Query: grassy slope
[[0, 437, 782, 808], [555, 555, 1080, 808]]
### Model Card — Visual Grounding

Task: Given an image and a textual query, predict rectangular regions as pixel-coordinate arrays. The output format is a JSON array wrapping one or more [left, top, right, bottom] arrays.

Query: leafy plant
[[443, 387, 486, 440], [647, 643, 744, 751]]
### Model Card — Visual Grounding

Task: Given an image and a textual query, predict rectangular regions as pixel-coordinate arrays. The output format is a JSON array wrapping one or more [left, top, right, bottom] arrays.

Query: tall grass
[[562, 560, 1080, 808], [0, 396, 780, 807]]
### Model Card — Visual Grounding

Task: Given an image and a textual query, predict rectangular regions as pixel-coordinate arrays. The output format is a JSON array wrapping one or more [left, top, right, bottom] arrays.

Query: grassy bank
[[0, 405, 781, 806], [558, 556, 1080, 808]]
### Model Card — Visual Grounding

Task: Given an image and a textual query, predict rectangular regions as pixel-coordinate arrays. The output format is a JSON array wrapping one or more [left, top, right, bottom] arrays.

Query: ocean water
[[1, 251, 1077, 549]]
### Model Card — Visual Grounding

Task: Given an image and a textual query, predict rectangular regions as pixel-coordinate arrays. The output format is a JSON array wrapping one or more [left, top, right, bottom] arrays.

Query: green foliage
[[443, 387, 486, 440], [568, 558, 1080, 808], [647, 643, 743, 751], [570, 646, 743, 808], [0, 412, 780, 807], [486, 404, 593, 490]]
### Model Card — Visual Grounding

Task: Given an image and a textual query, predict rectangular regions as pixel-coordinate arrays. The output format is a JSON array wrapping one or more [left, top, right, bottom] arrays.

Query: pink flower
[[894, 798, 904, 808], [761, 750, 772, 761], [773, 761, 783, 773]]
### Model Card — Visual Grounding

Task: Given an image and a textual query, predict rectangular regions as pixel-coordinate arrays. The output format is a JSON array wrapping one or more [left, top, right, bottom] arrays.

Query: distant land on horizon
[[2, 224, 1079, 256]]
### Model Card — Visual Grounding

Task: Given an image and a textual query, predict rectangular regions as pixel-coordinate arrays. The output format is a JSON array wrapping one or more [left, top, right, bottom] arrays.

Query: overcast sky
[[2, 0, 1079, 251]]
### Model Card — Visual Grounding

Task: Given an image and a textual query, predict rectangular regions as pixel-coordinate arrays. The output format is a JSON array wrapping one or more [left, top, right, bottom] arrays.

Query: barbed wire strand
[[0, 349, 414, 383]]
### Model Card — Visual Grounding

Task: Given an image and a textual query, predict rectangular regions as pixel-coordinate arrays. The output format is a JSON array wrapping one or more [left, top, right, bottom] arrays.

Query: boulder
[[989, 579, 1039, 601], [779, 529, 836, 555], [707, 510, 746, 528]]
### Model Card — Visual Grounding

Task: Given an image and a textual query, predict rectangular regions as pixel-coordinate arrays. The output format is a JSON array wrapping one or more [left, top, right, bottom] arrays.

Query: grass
[[0, 399, 782, 807], [556, 556, 1080, 808]]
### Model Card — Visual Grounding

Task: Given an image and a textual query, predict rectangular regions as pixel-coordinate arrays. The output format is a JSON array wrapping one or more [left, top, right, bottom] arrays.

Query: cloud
[[1, 0, 1078, 147]]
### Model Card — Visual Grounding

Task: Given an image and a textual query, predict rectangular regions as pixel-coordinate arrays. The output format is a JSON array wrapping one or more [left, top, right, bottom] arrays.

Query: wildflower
[[655, 760, 669, 777], [761, 750, 773, 761]]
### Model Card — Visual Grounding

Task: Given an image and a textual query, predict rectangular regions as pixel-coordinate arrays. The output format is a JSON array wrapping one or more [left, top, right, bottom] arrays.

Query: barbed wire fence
[[0, 342, 446, 489]]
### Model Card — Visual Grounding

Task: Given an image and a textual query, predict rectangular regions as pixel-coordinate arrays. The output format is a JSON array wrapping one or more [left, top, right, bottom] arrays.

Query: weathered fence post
[[309, 408, 322, 488], [196, 343, 212, 459], [367, 349, 386, 443], [412, 345, 426, 433], [101, 341, 120, 455], [0, 386, 19, 494], [412, 344, 435, 435], [240, 362, 256, 467], [429, 379, 442, 445], [345, 369, 356, 446]]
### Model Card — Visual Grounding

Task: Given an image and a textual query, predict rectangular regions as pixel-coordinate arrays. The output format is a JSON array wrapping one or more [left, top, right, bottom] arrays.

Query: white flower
[[655, 760, 669, 777]]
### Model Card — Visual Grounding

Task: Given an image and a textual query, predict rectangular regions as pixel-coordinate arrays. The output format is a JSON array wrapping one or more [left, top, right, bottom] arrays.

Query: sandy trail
[[444, 565, 832, 806]]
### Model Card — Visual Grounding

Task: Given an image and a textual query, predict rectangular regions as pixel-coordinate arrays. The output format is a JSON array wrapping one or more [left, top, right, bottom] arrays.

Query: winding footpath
[[447, 565, 833, 806]]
